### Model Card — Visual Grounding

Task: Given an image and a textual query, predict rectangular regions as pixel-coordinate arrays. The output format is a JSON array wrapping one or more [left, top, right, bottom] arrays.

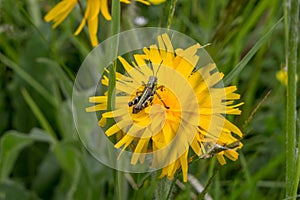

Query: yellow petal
[[89, 96, 107, 103], [74, 19, 86, 36], [106, 119, 132, 137], [131, 138, 150, 164], [115, 134, 135, 149], [103, 109, 128, 118], [135, 0, 151, 5], [148, 0, 166, 4], [224, 150, 239, 161], [98, 117, 106, 127], [223, 119, 243, 137], [90, 0, 100, 20], [118, 56, 147, 83], [105, 123, 121, 136], [148, 45, 163, 63], [198, 63, 216, 80], [85, 104, 107, 112], [158, 33, 174, 54], [134, 54, 147, 67], [100, 0, 112, 20], [216, 153, 227, 165], [44, 0, 77, 22], [180, 151, 188, 182], [190, 138, 201, 156], [120, 0, 131, 4], [88, 18, 99, 46], [51, 7, 74, 28]]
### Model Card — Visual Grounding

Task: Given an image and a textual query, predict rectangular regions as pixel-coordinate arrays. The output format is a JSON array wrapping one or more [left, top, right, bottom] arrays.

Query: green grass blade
[[224, 17, 283, 85], [0, 53, 57, 107], [167, 0, 177, 29], [26, 0, 42, 27], [21, 88, 57, 142], [294, 115, 300, 197], [231, 152, 284, 199], [286, 0, 299, 198]]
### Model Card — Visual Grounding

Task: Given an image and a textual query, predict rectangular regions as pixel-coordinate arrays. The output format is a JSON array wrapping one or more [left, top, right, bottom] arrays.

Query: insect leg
[[155, 92, 170, 109], [136, 90, 143, 95], [128, 95, 141, 107], [128, 88, 144, 107], [141, 96, 154, 108], [157, 85, 165, 91]]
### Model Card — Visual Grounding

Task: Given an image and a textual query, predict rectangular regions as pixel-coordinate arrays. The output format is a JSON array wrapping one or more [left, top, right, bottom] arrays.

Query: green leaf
[[224, 17, 283, 85], [32, 152, 60, 198], [0, 180, 39, 200], [0, 128, 52, 181], [0, 131, 34, 181], [21, 88, 57, 142], [37, 58, 73, 99], [28, 128, 55, 143], [56, 100, 77, 141], [0, 129, 53, 182], [53, 143, 81, 200]]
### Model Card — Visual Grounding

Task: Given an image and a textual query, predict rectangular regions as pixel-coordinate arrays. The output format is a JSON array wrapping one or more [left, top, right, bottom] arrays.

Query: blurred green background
[[0, 0, 298, 199]]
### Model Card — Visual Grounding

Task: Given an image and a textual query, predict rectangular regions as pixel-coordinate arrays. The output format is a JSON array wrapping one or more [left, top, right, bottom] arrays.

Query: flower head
[[44, 0, 166, 46], [86, 33, 243, 181]]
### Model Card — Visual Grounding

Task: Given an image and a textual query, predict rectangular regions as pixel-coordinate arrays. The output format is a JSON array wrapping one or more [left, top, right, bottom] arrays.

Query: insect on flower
[[200, 141, 241, 159], [128, 60, 170, 114], [85, 32, 244, 181]]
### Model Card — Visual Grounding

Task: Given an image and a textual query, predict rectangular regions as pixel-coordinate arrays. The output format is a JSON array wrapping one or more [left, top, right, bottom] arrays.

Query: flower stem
[[109, 1, 125, 200], [294, 116, 300, 195], [153, 175, 173, 200], [198, 163, 221, 199], [111, 0, 120, 36], [107, 0, 119, 140], [166, 0, 177, 29], [153, 1, 177, 198], [285, 0, 299, 198], [107, 0, 120, 126]]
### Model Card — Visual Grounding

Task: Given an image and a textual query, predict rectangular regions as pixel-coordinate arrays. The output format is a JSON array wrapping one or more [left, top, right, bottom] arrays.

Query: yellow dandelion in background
[[44, 0, 166, 46], [276, 67, 298, 86], [276, 67, 288, 86], [86, 33, 243, 181]]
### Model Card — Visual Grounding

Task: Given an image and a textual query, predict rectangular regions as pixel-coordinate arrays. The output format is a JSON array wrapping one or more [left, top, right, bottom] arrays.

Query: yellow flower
[[44, 0, 166, 46], [86, 33, 243, 182], [276, 67, 288, 86], [276, 67, 298, 86]]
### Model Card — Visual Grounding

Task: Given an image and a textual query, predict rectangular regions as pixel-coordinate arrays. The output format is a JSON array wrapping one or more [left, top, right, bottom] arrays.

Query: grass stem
[[166, 0, 177, 29], [109, 1, 126, 200], [285, 0, 299, 198]]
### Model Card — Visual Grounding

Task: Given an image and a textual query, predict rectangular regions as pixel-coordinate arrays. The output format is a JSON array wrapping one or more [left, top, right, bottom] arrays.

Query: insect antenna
[[148, 59, 155, 76], [155, 60, 164, 76], [148, 59, 164, 76]]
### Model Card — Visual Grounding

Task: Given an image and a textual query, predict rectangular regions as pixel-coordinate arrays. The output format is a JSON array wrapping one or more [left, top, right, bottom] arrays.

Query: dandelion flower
[[86, 33, 243, 181], [44, 0, 166, 46], [276, 67, 298, 86], [276, 67, 288, 86]]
